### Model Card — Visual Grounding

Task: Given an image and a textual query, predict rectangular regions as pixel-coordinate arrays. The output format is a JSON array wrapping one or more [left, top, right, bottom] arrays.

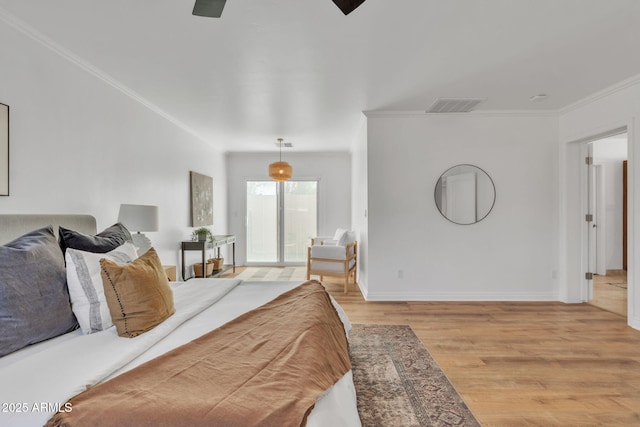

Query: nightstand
[[163, 265, 177, 282]]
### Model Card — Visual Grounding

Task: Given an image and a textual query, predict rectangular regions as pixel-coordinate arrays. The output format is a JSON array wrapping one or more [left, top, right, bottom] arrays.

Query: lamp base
[[131, 233, 152, 256]]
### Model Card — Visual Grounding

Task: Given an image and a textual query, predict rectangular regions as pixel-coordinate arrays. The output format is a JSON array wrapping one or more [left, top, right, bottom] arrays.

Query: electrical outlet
[[397, 269, 403, 279]]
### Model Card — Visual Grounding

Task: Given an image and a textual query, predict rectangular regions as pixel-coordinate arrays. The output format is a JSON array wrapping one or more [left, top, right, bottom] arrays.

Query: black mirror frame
[[434, 164, 496, 225]]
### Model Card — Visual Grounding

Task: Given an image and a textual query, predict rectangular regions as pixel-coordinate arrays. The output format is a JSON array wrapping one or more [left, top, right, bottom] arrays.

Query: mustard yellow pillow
[[100, 247, 175, 338]]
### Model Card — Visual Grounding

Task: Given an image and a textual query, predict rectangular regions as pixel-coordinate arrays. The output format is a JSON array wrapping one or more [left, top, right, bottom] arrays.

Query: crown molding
[[363, 109, 559, 118], [560, 72, 640, 115], [0, 7, 215, 148]]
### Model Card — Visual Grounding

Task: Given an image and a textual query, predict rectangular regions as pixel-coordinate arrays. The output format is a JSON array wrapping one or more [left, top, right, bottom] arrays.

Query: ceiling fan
[[193, 0, 367, 18]]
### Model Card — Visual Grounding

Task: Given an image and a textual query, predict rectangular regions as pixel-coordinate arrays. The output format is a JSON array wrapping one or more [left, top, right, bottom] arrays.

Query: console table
[[181, 234, 236, 280]]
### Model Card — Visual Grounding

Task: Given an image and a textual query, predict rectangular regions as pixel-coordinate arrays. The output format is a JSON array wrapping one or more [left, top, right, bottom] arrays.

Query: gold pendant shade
[[269, 138, 292, 181], [269, 161, 292, 181]]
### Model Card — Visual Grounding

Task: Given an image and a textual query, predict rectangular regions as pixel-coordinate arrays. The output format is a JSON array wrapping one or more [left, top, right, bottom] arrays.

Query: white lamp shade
[[117, 204, 159, 232]]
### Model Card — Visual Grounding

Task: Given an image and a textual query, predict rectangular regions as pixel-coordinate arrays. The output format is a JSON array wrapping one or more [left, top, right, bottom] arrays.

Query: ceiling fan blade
[[193, 0, 227, 18], [331, 0, 367, 15]]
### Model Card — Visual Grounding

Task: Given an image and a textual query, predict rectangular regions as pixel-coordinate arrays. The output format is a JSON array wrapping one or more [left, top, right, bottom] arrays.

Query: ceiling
[[1, 0, 640, 152]]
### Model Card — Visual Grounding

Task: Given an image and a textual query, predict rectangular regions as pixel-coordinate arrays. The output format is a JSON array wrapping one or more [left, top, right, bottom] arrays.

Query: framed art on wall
[[0, 103, 8, 196], [190, 171, 213, 227]]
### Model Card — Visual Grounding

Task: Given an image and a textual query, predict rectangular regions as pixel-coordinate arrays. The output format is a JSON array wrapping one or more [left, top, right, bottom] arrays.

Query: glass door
[[284, 181, 318, 262], [246, 180, 318, 265], [246, 181, 278, 263]]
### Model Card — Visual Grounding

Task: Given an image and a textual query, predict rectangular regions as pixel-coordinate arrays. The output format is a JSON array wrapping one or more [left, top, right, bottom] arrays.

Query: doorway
[[587, 133, 628, 316], [246, 180, 318, 265]]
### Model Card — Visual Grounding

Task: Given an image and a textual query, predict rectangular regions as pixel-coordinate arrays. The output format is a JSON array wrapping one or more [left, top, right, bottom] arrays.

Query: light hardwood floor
[[223, 268, 640, 426]]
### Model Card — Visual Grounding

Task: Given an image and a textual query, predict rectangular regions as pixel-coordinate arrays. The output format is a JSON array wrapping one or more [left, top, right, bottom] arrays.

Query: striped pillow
[[65, 242, 138, 334]]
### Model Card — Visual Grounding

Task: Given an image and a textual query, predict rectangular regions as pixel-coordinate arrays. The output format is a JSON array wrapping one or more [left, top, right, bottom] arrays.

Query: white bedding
[[0, 279, 361, 427]]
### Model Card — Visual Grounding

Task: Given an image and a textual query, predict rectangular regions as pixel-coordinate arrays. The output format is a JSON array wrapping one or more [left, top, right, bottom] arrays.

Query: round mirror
[[434, 164, 496, 225]]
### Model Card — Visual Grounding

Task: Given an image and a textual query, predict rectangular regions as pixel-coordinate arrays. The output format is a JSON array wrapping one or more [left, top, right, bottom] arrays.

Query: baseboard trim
[[356, 282, 369, 299], [629, 314, 640, 331], [363, 291, 558, 302]]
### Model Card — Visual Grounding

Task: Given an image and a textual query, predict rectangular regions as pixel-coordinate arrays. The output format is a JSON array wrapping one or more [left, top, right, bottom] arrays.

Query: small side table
[[163, 265, 177, 282], [181, 235, 236, 280]]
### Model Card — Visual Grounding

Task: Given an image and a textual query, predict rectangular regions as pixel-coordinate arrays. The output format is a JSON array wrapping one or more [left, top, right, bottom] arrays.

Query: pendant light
[[269, 138, 292, 182]]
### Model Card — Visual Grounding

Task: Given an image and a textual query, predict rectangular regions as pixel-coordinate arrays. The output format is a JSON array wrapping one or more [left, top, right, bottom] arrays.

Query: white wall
[[365, 112, 558, 301], [559, 75, 640, 329], [0, 19, 227, 275], [351, 115, 368, 292], [226, 151, 351, 266]]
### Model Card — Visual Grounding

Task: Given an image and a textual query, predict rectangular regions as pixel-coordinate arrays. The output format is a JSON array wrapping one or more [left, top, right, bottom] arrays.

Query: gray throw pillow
[[59, 222, 132, 254], [0, 226, 78, 357]]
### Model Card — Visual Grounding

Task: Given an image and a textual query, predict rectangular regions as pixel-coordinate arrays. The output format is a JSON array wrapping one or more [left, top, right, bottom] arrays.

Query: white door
[[586, 143, 595, 301], [593, 164, 607, 276]]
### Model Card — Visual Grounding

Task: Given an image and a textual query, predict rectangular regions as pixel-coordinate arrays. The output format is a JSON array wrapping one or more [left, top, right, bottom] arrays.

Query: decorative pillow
[[100, 247, 175, 338], [65, 242, 138, 334], [342, 231, 356, 246], [0, 226, 78, 357], [59, 223, 132, 254], [332, 228, 347, 246]]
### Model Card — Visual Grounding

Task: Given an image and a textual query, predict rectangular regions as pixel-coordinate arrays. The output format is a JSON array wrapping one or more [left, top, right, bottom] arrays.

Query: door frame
[[561, 110, 638, 329], [572, 126, 632, 319]]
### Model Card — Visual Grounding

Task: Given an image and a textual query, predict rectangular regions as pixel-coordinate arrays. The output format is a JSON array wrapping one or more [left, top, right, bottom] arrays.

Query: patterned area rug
[[349, 324, 480, 427]]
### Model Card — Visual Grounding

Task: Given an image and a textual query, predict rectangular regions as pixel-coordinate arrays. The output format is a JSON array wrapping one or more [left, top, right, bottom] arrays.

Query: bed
[[0, 214, 361, 427]]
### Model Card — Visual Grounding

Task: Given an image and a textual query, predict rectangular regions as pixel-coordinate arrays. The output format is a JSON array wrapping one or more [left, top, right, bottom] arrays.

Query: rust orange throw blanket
[[46, 281, 351, 427]]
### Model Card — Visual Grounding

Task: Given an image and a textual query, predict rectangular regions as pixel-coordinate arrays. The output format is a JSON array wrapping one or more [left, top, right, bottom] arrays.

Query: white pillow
[[332, 228, 347, 245], [65, 242, 138, 334], [342, 231, 356, 246]]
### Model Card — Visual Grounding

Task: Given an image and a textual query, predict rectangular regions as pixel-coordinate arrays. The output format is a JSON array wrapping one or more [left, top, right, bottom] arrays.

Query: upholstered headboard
[[0, 214, 97, 245]]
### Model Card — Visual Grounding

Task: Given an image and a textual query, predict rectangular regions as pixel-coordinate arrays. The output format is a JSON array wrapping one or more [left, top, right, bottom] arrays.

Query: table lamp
[[117, 204, 159, 255]]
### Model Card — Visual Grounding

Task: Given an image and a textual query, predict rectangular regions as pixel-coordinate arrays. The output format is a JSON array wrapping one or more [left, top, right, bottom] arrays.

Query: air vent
[[275, 142, 293, 148], [426, 98, 486, 113]]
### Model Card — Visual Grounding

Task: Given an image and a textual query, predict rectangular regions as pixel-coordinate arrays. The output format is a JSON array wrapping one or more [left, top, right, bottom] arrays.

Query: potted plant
[[192, 227, 214, 243]]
